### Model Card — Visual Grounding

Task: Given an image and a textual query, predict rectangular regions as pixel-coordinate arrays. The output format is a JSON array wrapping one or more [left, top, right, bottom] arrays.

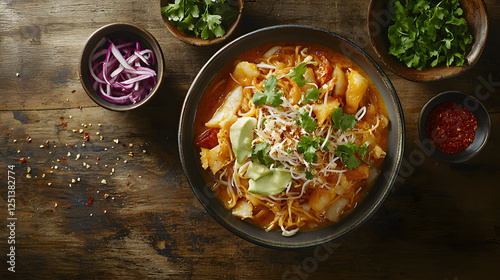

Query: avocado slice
[[244, 161, 271, 180], [248, 171, 292, 196], [229, 117, 257, 164]]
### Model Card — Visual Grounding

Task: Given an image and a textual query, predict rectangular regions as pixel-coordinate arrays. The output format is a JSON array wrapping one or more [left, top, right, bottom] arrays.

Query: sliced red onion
[[89, 37, 157, 105]]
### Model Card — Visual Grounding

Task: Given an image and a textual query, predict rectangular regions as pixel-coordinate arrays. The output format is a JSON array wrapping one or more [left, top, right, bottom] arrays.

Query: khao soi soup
[[194, 43, 389, 236]]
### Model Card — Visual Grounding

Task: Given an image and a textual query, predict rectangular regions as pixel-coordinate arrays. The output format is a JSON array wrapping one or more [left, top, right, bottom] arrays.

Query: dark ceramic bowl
[[160, 0, 244, 46], [178, 25, 405, 249], [367, 0, 488, 82], [418, 91, 490, 163], [79, 23, 165, 111]]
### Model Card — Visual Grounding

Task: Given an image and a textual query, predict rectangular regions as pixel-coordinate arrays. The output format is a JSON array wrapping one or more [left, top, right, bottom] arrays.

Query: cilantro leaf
[[252, 75, 283, 108], [335, 141, 372, 170], [286, 62, 310, 87], [387, 0, 473, 70], [331, 107, 358, 133], [335, 142, 361, 170], [300, 88, 321, 105], [252, 142, 274, 167], [297, 108, 317, 133], [305, 170, 315, 180], [162, 0, 239, 40], [296, 135, 329, 164]]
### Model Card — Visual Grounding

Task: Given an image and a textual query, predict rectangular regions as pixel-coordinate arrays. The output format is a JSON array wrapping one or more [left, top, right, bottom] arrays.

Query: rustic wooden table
[[1, 0, 499, 279]]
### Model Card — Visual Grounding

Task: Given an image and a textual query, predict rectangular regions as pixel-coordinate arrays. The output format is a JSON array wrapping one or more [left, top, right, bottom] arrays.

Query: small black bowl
[[79, 23, 165, 111], [418, 91, 490, 163]]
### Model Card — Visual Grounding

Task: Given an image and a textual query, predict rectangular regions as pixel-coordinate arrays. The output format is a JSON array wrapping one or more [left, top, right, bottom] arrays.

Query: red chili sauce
[[425, 101, 477, 154]]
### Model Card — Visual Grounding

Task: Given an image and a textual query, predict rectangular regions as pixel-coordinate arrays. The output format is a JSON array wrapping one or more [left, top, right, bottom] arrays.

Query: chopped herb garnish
[[335, 141, 372, 170], [161, 0, 239, 40], [305, 170, 315, 180], [252, 75, 283, 108], [297, 108, 317, 133], [387, 0, 473, 69], [286, 62, 310, 87], [331, 107, 358, 133], [252, 142, 274, 167], [297, 135, 330, 164], [300, 88, 321, 105]]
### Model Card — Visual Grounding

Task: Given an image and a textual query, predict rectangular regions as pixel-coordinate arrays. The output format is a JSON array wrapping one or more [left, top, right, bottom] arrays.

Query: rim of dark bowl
[[418, 91, 491, 163], [178, 25, 405, 249], [79, 23, 165, 111]]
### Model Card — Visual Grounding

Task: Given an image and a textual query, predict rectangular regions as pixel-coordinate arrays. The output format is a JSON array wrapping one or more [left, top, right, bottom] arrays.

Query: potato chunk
[[206, 86, 243, 128], [233, 61, 260, 87], [312, 97, 340, 126], [345, 69, 368, 114]]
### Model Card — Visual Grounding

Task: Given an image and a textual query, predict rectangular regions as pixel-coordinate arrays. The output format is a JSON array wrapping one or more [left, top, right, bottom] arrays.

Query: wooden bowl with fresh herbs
[[160, 0, 243, 46], [367, 0, 488, 82]]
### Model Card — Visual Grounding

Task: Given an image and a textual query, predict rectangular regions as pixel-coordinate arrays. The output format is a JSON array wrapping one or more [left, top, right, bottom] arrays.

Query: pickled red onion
[[89, 37, 156, 105]]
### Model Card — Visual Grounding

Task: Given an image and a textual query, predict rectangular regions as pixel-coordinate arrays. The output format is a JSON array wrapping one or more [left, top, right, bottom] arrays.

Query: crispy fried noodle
[[196, 44, 389, 236]]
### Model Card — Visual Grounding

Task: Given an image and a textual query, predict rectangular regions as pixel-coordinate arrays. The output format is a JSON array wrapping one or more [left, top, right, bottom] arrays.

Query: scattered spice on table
[[425, 100, 477, 154]]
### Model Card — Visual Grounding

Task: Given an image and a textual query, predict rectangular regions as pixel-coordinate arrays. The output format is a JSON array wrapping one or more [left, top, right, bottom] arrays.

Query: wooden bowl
[[79, 23, 165, 111], [367, 0, 488, 82], [160, 0, 244, 46]]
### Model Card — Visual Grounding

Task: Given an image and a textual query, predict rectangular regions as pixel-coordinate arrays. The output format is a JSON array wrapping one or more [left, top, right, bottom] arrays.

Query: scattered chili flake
[[67, 205, 70, 209], [126, 180, 131, 186], [84, 132, 90, 141], [60, 116, 65, 120], [26, 136, 32, 143], [425, 101, 477, 154], [71, 90, 76, 93], [87, 196, 94, 206], [20, 158, 26, 164], [58, 122, 68, 128]]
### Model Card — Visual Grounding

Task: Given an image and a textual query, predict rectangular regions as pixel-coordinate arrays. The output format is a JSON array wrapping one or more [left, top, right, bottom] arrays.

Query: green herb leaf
[[331, 107, 358, 133], [297, 108, 317, 133], [335, 141, 372, 170], [252, 142, 274, 167], [387, 0, 473, 70], [286, 62, 310, 87], [252, 75, 283, 108], [335, 142, 361, 170], [300, 88, 321, 105], [162, 0, 238, 40], [296, 135, 329, 164], [305, 170, 315, 180]]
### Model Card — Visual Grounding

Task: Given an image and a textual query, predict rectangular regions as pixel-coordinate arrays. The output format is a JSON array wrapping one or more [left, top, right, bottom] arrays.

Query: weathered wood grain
[[1, 0, 500, 279]]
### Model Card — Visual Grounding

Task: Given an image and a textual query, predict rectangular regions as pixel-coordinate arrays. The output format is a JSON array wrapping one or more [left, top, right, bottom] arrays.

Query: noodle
[[195, 43, 389, 236]]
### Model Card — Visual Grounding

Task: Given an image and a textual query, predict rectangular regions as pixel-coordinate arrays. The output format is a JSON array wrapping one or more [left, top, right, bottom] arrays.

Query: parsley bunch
[[387, 0, 473, 69], [161, 0, 239, 40]]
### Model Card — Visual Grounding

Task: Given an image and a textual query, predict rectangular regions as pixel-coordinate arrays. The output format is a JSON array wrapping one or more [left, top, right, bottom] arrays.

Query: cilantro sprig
[[300, 88, 321, 105], [387, 0, 473, 69], [335, 141, 372, 170], [252, 142, 274, 167], [286, 62, 310, 87], [252, 75, 283, 108], [331, 107, 358, 133], [297, 135, 330, 164], [161, 0, 239, 40], [297, 108, 317, 133]]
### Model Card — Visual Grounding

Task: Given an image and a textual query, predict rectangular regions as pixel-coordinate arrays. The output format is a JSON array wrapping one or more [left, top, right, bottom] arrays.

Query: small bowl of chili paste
[[418, 91, 490, 163]]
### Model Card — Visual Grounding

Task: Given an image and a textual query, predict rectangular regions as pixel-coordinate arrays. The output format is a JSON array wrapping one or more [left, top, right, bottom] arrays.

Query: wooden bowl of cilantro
[[160, 0, 243, 46], [368, 0, 488, 82]]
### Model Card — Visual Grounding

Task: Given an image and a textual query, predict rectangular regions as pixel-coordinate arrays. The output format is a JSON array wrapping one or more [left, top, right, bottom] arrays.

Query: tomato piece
[[315, 52, 333, 86], [196, 128, 219, 149]]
